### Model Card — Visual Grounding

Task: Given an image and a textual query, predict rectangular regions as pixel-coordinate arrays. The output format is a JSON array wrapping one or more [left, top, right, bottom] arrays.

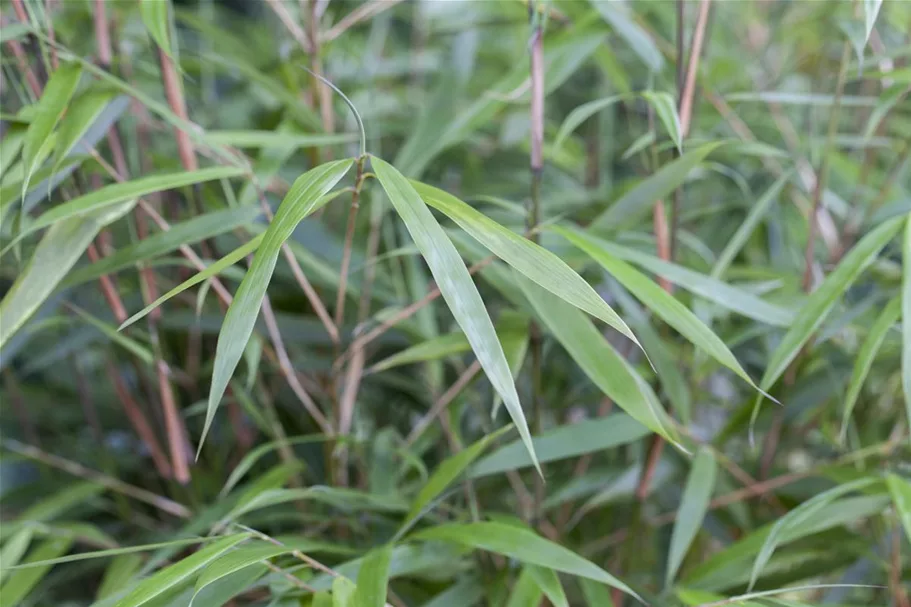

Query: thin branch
[[406, 360, 482, 446], [322, 0, 407, 44]]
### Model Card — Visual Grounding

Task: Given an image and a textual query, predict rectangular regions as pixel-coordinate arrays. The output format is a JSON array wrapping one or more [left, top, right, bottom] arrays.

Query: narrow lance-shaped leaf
[[404, 425, 512, 527], [353, 545, 393, 607], [140, 0, 174, 57], [554, 95, 625, 150], [590, 143, 724, 233], [113, 534, 250, 607], [20, 61, 83, 199], [372, 156, 540, 475], [748, 478, 879, 591], [119, 235, 263, 331], [0, 537, 74, 607], [506, 568, 543, 607], [886, 473, 911, 543], [666, 448, 717, 587], [0, 199, 135, 348], [642, 91, 683, 152], [527, 565, 569, 607], [52, 88, 118, 173], [752, 216, 903, 428], [412, 522, 641, 602], [840, 297, 901, 442], [588, 0, 663, 72], [2, 166, 246, 256], [516, 273, 680, 447], [191, 543, 290, 605], [0, 528, 33, 583], [557, 226, 766, 396], [864, 0, 884, 46], [414, 181, 643, 350], [204, 159, 353, 451]]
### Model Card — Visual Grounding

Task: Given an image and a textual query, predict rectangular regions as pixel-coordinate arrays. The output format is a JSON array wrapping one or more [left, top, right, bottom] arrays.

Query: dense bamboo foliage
[[0, 0, 909, 606]]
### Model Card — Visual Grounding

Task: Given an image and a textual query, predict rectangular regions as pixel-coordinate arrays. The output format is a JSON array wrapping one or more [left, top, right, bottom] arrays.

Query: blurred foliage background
[[0, 0, 910, 606]]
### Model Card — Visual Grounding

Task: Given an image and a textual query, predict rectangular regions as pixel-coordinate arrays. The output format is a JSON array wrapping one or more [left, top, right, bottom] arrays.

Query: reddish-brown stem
[[157, 48, 198, 172], [406, 360, 482, 445], [85, 243, 129, 323], [157, 361, 191, 484]]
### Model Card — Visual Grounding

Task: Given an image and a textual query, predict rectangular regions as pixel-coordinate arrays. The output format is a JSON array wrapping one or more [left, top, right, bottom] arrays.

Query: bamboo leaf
[[113, 534, 250, 607], [0, 537, 74, 606], [864, 0, 884, 45], [66, 205, 261, 286], [20, 61, 82, 199], [753, 217, 903, 421], [204, 159, 352, 450], [527, 565, 569, 607], [0, 199, 135, 348], [516, 274, 680, 447], [405, 426, 511, 526], [412, 522, 640, 602], [353, 545, 393, 607], [506, 568, 543, 607], [5, 538, 219, 571], [191, 543, 288, 605], [205, 130, 357, 149], [554, 95, 624, 150], [2, 166, 245, 256], [51, 88, 118, 172], [589, 0, 663, 72], [557, 226, 763, 394], [119, 235, 263, 331], [642, 91, 683, 152], [415, 181, 642, 349], [0, 529, 33, 583], [590, 143, 724, 232], [372, 156, 539, 475], [333, 576, 357, 607], [748, 478, 879, 591], [140, 0, 174, 57], [471, 414, 649, 478], [666, 448, 717, 587], [840, 297, 901, 442]]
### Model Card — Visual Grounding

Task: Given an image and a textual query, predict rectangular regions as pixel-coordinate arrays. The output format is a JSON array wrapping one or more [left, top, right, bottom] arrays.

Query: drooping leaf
[[112, 534, 250, 607], [554, 95, 624, 150], [20, 61, 83, 199], [353, 545, 393, 607], [589, 0, 663, 72], [372, 156, 539, 475], [405, 426, 512, 526], [589, 143, 724, 232], [415, 181, 642, 348], [516, 274, 680, 447], [2, 166, 245, 256], [666, 448, 717, 587], [527, 565, 569, 607], [204, 159, 353, 450], [0, 196, 134, 347], [840, 297, 901, 442], [412, 522, 640, 601], [557, 226, 763, 394], [191, 543, 288, 605]]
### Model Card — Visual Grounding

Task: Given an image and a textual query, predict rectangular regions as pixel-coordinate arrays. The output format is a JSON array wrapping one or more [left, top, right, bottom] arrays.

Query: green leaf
[[19, 482, 104, 522], [886, 473, 911, 543], [405, 426, 511, 525], [840, 297, 901, 442], [97, 555, 143, 600], [470, 414, 649, 478], [412, 522, 640, 601], [140, 0, 174, 57], [333, 576, 357, 607], [554, 95, 625, 150], [590, 143, 724, 232], [517, 274, 680, 447], [559, 233, 793, 326], [7, 538, 221, 571], [219, 434, 332, 496], [204, 159, 352, 450], [20, 61, 83, 199], [205, 130, 357, 149], [748, 478, 879, 591], [666, 448, 717, 587], [903, 217, 911, 435], [0, 537, 73, 606], [589, 0, 663, 72], [70, 305, 155, 365], [864, 0, 884, 45], [2, 166, 245, 256], [192, 564, 266, 607], [528, 565, 569, 607], [642, 91, 683, 152], [113, 534, 250, 607], [415, 181, 642, 349], [580, 578, 615, 607], [557, 226, 763, 394], [119, 235, 263, 331], [66, 205, 261, 286], [754, 217, 903, 419], [353, 545, 393, 607], [372, 156, 539, 475], [711, 175, 790, 278], [0, 529, 33, 583], [191, 543, 288, 604], [51, 88, 118, 172], [505, 568, 543, 607]]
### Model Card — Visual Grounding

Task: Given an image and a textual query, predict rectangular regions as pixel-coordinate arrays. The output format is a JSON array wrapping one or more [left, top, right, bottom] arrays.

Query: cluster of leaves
[[0, 0, 909, 606]]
